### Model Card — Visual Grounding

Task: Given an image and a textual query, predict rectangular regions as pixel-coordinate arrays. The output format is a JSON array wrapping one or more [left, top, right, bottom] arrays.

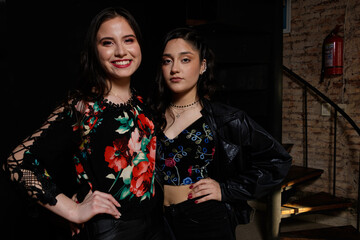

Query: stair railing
[[282, 65, 360, 230]]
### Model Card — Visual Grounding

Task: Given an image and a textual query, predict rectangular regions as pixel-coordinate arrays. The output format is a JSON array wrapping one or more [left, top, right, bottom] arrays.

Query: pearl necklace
[[169, 99, 200, 109]]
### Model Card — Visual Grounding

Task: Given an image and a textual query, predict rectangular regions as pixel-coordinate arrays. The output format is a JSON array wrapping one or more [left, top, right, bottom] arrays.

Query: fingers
[[91, 191, 121, 218], [188, 178, 221, 203], [70, 222, 82, 236], [81, 190, 121, 220], [93, 191, 121, 208]]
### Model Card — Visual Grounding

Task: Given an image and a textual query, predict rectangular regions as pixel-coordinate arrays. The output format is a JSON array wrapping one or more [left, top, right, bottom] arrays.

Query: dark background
[[1, 0, 282, 239]]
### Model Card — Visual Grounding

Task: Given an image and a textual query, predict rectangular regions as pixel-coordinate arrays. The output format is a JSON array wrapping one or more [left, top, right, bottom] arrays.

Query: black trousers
[[79, 213, 165, 240], [164, 199, 236, 240]]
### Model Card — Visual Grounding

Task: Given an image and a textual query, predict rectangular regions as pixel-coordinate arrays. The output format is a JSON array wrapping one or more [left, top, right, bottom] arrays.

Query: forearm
[[40, 190, 121, 224], [40, 193, 80, 223]]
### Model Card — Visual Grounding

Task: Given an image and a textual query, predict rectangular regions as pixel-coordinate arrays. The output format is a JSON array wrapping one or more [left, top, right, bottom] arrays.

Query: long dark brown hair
[[75, 7, 142, 102], [151, 27, 217, 131]]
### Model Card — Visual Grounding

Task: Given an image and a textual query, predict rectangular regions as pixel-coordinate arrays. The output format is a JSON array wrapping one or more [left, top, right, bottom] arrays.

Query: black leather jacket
[[201, 99, 292, 224]]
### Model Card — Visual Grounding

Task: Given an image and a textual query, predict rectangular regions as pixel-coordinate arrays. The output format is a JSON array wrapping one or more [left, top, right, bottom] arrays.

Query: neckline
[[164, 116, 204, 141], [101, 92, 137, 109]]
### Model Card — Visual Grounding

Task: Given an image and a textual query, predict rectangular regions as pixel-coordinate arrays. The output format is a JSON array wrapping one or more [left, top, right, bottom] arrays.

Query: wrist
[[43, 193, 82, 224], [67, 201, 82, 224]]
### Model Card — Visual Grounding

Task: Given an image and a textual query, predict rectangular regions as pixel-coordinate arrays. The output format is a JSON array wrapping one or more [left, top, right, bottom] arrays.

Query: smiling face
[[96, 16, 141, 82], [162, 38, 206, 99]]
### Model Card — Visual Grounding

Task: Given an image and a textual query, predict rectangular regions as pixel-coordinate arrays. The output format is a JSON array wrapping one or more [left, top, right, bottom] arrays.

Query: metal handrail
[[282, 65, 360, 230], [283, 66, 360, 135]]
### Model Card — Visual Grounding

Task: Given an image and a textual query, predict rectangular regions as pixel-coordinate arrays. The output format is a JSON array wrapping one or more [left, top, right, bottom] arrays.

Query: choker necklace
[[170, 99, 200, 109]]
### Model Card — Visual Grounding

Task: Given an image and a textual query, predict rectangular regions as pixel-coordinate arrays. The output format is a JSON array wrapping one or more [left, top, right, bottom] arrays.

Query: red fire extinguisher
[[321, 25, 343, 79]]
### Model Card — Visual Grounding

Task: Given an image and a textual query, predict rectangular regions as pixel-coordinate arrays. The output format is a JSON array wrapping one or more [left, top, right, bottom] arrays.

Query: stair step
[[280, 225, 360, 240], [282, 165, 324, 190], [281, 192, 352, 216]]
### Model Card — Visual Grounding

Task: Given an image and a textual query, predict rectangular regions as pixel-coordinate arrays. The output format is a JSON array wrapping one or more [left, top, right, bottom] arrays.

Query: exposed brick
[[283, 0, 360, 202]]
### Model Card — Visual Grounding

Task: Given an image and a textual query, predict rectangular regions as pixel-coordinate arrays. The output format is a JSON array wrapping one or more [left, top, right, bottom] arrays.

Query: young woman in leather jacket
[[152, 27, 292, 240]]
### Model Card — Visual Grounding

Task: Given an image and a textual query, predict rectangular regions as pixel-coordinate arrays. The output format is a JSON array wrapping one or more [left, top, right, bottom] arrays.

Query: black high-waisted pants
[[164, 199, 236, 240], [79, 212, 165, 240]]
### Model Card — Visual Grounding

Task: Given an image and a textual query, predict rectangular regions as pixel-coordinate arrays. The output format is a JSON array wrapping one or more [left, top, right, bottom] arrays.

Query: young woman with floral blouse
[[4, 7, 163, 240]]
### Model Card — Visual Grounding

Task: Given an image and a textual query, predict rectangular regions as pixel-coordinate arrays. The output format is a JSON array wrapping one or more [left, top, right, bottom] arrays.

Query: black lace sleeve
[[5, 101, 81, 205]]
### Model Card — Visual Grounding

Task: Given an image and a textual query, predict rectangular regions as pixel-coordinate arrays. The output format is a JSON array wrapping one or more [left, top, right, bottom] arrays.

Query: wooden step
[[281, 192, 353, 216], [282, 165, 324, 190], [280, 225, 360, 240]]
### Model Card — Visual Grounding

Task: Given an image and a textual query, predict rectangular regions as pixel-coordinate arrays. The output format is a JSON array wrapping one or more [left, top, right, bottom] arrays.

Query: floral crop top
[[157, 117, 215, 186], [6, 93, 157, 220]]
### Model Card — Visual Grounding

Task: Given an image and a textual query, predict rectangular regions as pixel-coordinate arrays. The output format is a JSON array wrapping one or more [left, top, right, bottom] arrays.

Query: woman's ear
[[200, 59, 207, 75]]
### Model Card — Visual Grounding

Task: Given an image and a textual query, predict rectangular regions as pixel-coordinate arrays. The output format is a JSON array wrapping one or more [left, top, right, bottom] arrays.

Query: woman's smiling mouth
[[111, 60, 132, 68]]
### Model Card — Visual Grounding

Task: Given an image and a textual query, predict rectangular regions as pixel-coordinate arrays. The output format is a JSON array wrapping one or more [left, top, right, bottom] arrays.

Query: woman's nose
[[171, 61, 179, 74], [115, 44, 127, 57]]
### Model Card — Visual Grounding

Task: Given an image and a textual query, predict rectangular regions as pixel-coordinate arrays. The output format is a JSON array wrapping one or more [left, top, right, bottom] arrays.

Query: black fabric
[[78, 210, 166, 240], [164, 199, 235, 240], [157, 116, 215, 186], [201, 99, 292, 225]]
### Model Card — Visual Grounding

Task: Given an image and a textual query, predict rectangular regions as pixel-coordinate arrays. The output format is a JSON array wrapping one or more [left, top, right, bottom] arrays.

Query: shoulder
[[202, 99, 247, 122]]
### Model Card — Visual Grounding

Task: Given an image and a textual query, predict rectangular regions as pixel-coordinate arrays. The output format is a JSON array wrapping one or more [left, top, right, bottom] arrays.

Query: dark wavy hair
[[152, 27, 217, 131], [75, 7, 142, 101]]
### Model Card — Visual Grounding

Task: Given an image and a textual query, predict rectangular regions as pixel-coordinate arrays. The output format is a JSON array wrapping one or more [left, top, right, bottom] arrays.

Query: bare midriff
[[163, 185, 192, 206]]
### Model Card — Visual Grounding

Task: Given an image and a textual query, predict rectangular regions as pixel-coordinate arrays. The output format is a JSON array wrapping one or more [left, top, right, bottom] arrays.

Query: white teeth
[[114, 60, 130, 65]]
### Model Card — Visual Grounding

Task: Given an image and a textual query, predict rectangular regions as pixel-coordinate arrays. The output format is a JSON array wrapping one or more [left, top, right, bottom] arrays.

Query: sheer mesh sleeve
[[5, 101, 81, 205]]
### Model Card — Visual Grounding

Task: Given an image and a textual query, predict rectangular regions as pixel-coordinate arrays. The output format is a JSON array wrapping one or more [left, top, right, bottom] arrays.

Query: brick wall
[[283, 0, 360, 200]]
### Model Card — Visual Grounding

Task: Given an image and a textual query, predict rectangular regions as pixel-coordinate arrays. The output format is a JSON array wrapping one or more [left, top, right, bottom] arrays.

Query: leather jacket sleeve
[[202, 101, 292, 203]]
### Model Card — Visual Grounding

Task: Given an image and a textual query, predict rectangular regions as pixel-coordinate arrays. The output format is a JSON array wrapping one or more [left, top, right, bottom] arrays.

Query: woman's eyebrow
[[99, 34, 136, 42], [99, 37, 114, 42], [163, 51, 194, 57], [123, 34, 137, 39]]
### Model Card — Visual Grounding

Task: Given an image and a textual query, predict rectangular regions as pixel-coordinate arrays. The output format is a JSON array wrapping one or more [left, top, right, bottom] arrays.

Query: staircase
[[275, 66, 360, 239], [243, 66, 360, 240], [280, 225, 360, 240], [278, 165, 356, 239], [281, 165, 352, 217]]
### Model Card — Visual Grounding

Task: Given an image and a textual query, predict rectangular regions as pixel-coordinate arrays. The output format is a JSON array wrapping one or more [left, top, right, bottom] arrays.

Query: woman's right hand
[[42, 190, 121, 227], [71, 190, 121, 224]]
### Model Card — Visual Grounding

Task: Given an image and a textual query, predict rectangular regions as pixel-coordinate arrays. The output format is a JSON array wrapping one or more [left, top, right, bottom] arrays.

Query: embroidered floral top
[[157, 117, 215, 186], [6, 93, 157, 220]]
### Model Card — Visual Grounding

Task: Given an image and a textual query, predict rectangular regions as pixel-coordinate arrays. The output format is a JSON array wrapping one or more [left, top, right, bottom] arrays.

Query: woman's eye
[[162, 59, 172, 65], [124, 38, 135, 44], [182, 58, 190, 63], [102, 40, 113, 46]]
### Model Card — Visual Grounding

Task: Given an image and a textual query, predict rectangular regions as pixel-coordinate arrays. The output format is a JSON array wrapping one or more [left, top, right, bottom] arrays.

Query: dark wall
[[193, 1, 283, 141]]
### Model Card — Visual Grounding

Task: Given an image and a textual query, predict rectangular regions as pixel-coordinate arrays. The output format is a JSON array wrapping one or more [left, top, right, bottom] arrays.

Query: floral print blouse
[[6, 93, 157, 219], [157, 117, 215, 186]]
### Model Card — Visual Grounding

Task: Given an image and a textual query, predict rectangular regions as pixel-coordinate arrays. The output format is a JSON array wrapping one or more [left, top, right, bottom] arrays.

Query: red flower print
[[146, 136, 156, 165], [130, 160, 153, 197], [75, 162, 85, 175], [165, 158, 176, 167], [212, 147, 215, 157], [104, 137, 130, 172], [137, 114, 155, 136], [188, 166, 192, 176], [87, 117, 99, 130], [128, 128, 142, 156], [130, 137, 156, 197], [136, 95, 144, 103]]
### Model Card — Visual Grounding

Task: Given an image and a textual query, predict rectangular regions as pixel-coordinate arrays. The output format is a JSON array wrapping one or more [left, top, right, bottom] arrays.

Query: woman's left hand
[[188, 178, 222, 204]]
